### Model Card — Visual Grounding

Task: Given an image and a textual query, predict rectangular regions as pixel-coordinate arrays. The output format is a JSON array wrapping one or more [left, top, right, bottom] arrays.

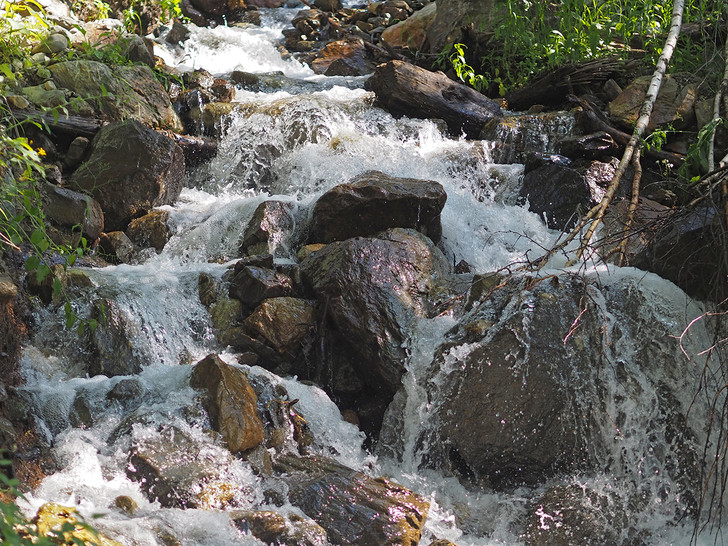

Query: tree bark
[[571, 0, 686, 262]]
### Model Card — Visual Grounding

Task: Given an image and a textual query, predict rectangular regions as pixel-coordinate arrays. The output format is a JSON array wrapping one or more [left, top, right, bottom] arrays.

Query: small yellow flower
[[36, 147, 46, 157]]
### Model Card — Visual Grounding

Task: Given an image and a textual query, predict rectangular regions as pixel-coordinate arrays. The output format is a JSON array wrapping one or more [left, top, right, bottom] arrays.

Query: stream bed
[[14, 3, 727, 545]]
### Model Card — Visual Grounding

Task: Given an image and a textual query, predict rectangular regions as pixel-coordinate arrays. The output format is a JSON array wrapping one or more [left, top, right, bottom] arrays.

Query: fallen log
[[8, 108, 218, 166], [365, 60, 502, 138], [9, 108, 106, 138]]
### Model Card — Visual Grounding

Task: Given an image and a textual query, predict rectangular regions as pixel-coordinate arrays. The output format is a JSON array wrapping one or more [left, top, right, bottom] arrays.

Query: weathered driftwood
[[10, 108, 106, 138], [365, 60, 502, 138], [167, 132, 219, 167], [506, 56, 627, 111]]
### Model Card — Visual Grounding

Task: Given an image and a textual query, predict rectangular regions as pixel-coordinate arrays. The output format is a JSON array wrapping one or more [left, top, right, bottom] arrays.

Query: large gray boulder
[[406, 271, 711, 500], [310, 170, 447, 244], [300, 228, 452, 397], [48, 60, 182, 131], [70, 119, 185, 231]]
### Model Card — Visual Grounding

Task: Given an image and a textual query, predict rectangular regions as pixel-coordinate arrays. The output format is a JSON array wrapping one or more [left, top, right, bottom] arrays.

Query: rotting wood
[[9, 108, 106, 138]]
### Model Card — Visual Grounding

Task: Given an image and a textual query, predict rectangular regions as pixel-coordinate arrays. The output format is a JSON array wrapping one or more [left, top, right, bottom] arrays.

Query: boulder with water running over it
[[409, 272, 708, 499], [275, 454, 430, 545], [366, 60, 502, 138], [518, 157, 616, 230], [229, 510, 328, 545], [310, 170, 447, 244]]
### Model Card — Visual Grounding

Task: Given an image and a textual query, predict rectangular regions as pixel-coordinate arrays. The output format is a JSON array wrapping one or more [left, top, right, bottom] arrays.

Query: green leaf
[[36, 263, 51, 282], [52, 276, 63, 296], [25, 255, 40, 271]]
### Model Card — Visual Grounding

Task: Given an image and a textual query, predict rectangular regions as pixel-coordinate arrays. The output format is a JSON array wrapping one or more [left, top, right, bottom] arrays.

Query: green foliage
[[446, 0, 727, 96]]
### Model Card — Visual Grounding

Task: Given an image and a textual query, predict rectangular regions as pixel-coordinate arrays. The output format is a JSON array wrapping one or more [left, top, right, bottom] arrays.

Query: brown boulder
[[126, 210, 171, 252], [310, 37, 374, 76], [244, 297, 316, 356], [311, 170, 447, 244], [190, 354, 265, 453], [381, 2, 436, 50], [276, 455, 429, 545], [228, 264, 293, 307], [70, 119, 185, 231], [608, 74, 697, 132]]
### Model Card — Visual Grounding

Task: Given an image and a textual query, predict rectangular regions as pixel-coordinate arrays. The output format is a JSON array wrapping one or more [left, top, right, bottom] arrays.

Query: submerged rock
[[240, 200, 296, 257], [85, 299, 143, 378], [127, 425, 239, 508], [310, 170, 447, 244], [70, 120, 185, 231], [190, 354, 265, 453], [275, 455, 429, 545]]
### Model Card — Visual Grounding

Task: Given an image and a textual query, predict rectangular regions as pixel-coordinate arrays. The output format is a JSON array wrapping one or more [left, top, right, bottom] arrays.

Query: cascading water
[[14, 5, 726, 545]]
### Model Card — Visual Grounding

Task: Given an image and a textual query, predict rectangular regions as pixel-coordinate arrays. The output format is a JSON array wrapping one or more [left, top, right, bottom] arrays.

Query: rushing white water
[[15, 7, 726, 546]]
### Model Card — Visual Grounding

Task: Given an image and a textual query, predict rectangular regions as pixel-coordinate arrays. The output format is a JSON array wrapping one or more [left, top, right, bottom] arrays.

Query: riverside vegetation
[[1, 0, 727, 544]]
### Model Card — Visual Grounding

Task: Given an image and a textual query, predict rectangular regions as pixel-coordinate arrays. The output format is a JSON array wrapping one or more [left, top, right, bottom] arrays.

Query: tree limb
[[567, 0, 686, 265]]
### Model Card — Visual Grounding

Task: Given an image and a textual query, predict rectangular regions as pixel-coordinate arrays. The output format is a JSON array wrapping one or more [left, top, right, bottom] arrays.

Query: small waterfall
[[13, 7, 726, 546]]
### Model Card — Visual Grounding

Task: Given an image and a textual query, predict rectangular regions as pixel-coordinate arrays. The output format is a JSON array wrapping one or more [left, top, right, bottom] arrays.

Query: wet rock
[[366, 60, 502, 138], [106, 378, 145, 412], [275, 455, 429, 545], [229, 264, 293, 308], [98, 231, 136, 264], [241, 200, 295, 257], [631, 204, 727, 303], [519, 158, 615, 230], [190, 354, 265, 453], [311, 170, 447, 244], [40, 182, 104, 241], [479, 111, 577, 164], [313, 0, 341, 11], [557, 131, 618, 160], [127, 425, 237, 508], [113, 495, 138, 515], [70, 119, 185, 231], [85, 299, 142, 377], [165, 20, 191, 44], [247, 0, 284, 6], [34, 502, 124, 546], [244, 297, 316, 356], [198, 273, 218, 307], [300, 228, 451, 397], [415, 273, 709, 494], [310, 37, 374, 76], [609, 74, 697, 132], [381, 1, 436, 50], [126, 210, 171, 252], [209, 297, 243, 344], [229, 510, 328, 545], [521, 484, 635, 545], [48, 60, 183, 131], [601, 197, 671, 265]]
